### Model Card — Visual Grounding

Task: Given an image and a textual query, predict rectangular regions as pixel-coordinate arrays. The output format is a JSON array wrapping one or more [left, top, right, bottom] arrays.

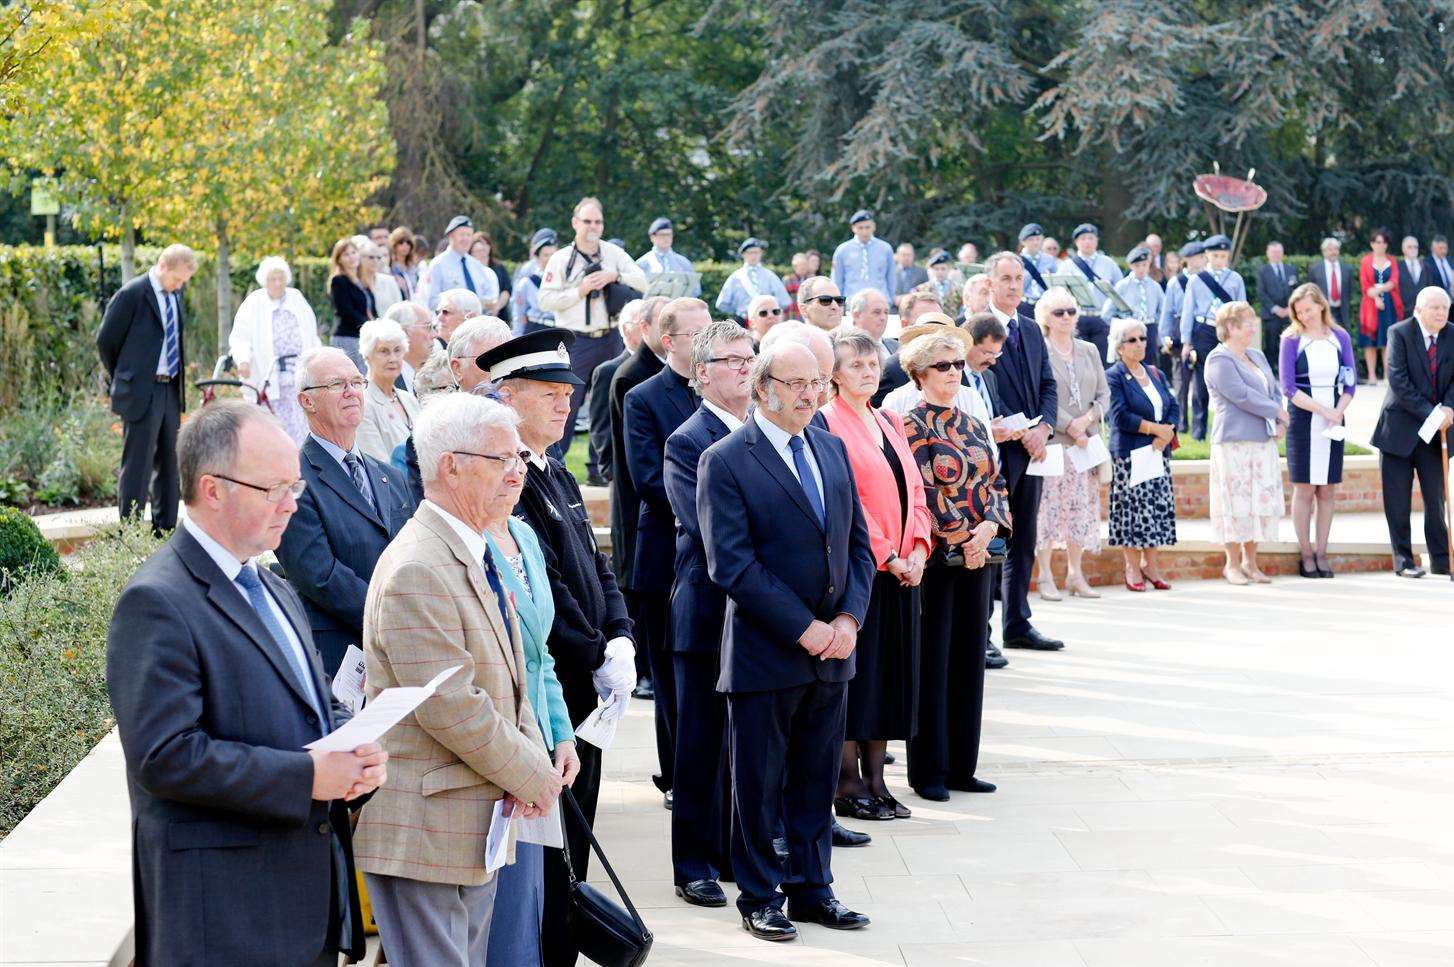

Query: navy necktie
[[162, 291, 180, 376], [460, 253, 477, 294], [481, 548, 512, 631], [343, 453, 375, 512], [235, 564, 323, 724], [788, 436, 826, 527]]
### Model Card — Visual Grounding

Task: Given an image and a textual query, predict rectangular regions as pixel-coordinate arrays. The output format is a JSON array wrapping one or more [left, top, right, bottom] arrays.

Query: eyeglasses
[[1049, 307, 1079, 318], [302, 377, 368, 394], [926, 359, 968, 373], [769, 375, 831, 395], [708, 354, 755, 371], [805, 295, 846, 307], [209, 474, 307, 503], [1122, 335, 1147, 344], [451, 449, 529, 473], [757, 308, 783, 317]]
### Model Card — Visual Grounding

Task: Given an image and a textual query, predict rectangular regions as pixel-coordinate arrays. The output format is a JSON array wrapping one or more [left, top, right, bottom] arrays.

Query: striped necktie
[[162, 291, 180, 377]]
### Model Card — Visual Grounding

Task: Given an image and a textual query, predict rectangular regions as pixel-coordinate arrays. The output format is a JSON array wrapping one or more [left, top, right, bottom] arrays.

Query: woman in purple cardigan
[[1280, 283, 1357, 578]]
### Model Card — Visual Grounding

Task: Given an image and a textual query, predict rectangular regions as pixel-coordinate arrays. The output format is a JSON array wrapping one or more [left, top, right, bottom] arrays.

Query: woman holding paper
[[1204, 302, 1288, 585], [1281, 284, 1357, 577], [1106, 318, 1180, 591], [1034, 287, 1111, 599], [482, 443, 580, 967]]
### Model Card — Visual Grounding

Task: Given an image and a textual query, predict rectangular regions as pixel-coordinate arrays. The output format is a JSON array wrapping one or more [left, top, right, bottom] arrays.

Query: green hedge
[[0, 519, 163, 836]]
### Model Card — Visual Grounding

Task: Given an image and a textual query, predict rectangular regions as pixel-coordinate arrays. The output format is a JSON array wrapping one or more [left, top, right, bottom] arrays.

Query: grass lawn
[[564, 433, 591, 482], [1171, 435, 1370, 461]]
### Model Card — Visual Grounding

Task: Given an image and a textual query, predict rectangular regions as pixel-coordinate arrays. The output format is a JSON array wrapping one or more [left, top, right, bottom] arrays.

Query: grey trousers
[[364, 872, 499, 967]]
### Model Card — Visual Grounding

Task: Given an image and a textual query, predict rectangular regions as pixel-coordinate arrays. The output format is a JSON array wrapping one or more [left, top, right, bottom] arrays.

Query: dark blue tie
[[481, 548, 512, 630], [788, 436, 826, 527], [235, 564, 323, 725], [460, 254, 477, 294], [162, 291, 180, 376]]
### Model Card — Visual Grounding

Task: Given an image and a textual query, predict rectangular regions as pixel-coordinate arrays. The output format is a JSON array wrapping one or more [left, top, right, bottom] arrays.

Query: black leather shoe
[[742, 907, 797, 941], [883, 750, 896, 765], [773, 836, 789, 861], [834, 795, 894, 821], [676, 879, 726, 907], [985, 644, 1009, 669], [947, 777, 997, 793], [1298, 560, 1319, 578], [632, 677, 654, 699], [586, 473, 608, 487], [1003, 628, 1065, 651], [915, 784, 950, 802], [877, 794, 911, 819], [786, 897, 871, 930], [831, 821, 871, 847], [663, 790, 673, 810], [1396, 565, 1427, 579]]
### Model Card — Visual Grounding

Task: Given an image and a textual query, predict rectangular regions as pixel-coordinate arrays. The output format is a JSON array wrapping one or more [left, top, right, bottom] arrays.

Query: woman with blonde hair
[[327, 237, 375, 372], [1279, 283, 1357, 577], [388, 226, 419, 301]]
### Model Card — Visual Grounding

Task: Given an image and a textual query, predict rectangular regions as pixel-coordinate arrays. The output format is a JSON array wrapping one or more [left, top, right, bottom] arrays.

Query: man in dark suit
[[623, 297, 710, 802], [1426, 235, 1453, 299], [1309, 238, 1354, 329], [275, 347, 414, 676], [609, 296, 668, 700], [661, 320, 756, 908], [485, 330, 637, 967], [983, 252, 1064, 652], [1398, 236, 1427, 312], [587, 299, 649, 485], [1371, 288, 1453, 578], [891, 243, 928, 298], [1256, 241, 1299, 370], [106, 400, 386, 967], [699, 341, 875, 942], [96, 245, 197, 532]]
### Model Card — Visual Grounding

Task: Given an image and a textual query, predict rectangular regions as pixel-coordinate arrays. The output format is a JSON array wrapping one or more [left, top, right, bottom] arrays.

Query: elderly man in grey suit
[[107, 400, 388, 966]]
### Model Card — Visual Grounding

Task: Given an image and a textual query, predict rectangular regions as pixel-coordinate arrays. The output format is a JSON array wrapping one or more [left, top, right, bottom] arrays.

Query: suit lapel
[[745, 419, 823, 531], [666, 371, 697, 422], [305, 440, 387, 531], [261, 566, 335, 728]]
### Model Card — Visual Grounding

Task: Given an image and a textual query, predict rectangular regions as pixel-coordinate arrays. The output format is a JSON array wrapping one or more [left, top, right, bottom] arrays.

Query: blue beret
[[928, 251, 951, 266], [444, 214, 473, 236], [1178, 241, 1205, 258], [850, 209, 874, 225], [1071, 223, 1098, 240], [738, 237, 765, 255], [649, 217, 673, 235], [1203, 234, 1231, 251], [1125, 246, 1150, 265], [529, 228, 557, 254], [1018, 223, 1045, 242]]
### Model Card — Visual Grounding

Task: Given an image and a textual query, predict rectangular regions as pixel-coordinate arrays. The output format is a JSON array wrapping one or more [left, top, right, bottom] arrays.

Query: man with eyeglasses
[[663, 320, 756, 908], [432, 288, 483, 349], [624, 298, 712, 808], [276, 346, 415, 676], [745, 293, 785, 343], [108, 399, 386, 967], [717, 237, 791, 323], [797, 275, 846, 332], [422, 214, 499, 312], [483, 328, 637, 967]]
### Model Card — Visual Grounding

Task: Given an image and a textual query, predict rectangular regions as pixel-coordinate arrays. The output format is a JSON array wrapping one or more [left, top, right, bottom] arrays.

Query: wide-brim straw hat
[[898, 312, 976, 352]]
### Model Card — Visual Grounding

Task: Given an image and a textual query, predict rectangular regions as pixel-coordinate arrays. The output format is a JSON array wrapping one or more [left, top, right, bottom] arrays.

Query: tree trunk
[[119, 212, 137, 282], [1100, 148, 1135, 251], [215, 219, 233, 350]]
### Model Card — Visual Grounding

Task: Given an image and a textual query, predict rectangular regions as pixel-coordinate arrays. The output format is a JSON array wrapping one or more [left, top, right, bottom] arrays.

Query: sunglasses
[[926, 359, 968, 373], [806, 295, 846, 307], [1049, 307, 1079, 318], [757, 308, 783, 317], [1122, 335, 1147, 344]]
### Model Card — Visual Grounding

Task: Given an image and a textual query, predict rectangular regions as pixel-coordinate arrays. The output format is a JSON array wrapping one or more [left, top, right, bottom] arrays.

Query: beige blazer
[[353, 503, 556, 886], [356, 380, 419, 463], [1047, 337, 1111, 449]]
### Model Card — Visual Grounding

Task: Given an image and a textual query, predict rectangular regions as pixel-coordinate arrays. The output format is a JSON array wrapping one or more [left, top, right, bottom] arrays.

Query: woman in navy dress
[[1280, 283, 1357, 578]]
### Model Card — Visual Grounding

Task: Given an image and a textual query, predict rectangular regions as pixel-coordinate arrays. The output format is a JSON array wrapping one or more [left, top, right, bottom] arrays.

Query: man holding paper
[[355, 393, 561, 966], [107, 401, 386, 967], [1371, 287, 1454, 578]]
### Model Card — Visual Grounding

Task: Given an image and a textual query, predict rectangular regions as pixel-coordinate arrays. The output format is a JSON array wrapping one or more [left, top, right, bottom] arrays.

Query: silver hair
[[847, 287, 887, 318], [156, 243, 198, 271], [413, 349, 457, 401], [1320, 236, 1341, 253], [1402, 235, 1420, 249], [689, 320, 754, 390], [177, 399, 284, 503], [1033, 285, 1078, 334], [448, 316, 512, 359], [296, 346, 353, 389], [358, 317, 407, 358], [981, 250, 1021, 277], [255, 255, 291, 288], [617, 299, 648, 329], [900, 332, 967, 385], [1108, 317, 1149, 363], [747, 346, 781, 407], [746, 293, 780, 316], [1416, 285, 1452, 310], [384, 300, 430, 328], [414, 392, 521, 488], [437, 288, 484, 318]]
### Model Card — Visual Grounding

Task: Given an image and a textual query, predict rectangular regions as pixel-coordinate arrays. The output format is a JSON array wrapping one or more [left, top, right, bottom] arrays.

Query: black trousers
[[908, 563, 991, 790], [672, 652, 733, 885], [541, 739, 601, 967], [997, 443, 1043, 640], [1380, 441, 1450, 572], [727, 678, 846, 915], [1077, 314, 1110, 369], [118, 380, 181, 531], [1171, 348, 1192, 433], [1189, 325, 1219, 441], [553, 328, 622, 467], [629, 590, 676, 792]]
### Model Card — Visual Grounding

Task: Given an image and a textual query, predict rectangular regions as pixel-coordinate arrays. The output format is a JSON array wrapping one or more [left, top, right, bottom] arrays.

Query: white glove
[[591, 636, 636, 701], [599, 692, 630, 723]]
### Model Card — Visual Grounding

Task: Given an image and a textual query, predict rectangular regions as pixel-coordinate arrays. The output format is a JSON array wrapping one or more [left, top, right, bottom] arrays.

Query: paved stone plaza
[[590, 573, 1454, 966]]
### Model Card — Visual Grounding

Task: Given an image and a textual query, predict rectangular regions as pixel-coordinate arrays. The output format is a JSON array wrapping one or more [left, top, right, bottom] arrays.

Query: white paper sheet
[[1000, 412, 1043, 433], [1128, 444, 1165, 487], [306, 665, 462, 752], [1066, 434, 1111, 473], [1417, 407, 1447, 444], [485, 798, 513, 872], [516, 808, 564, 849], [1320, 425, 1348, 442], [330, 645, 367, 714], [1025, 443, 1065, 477], [574, 694, 625, 749]]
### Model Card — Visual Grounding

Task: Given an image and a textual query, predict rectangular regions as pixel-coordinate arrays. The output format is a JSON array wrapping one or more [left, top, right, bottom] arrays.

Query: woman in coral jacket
[[1359, 226, 1404, 383]]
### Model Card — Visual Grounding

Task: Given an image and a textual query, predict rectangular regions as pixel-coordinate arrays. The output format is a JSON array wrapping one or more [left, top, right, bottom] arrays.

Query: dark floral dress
[[902, 402, 1013, 551]]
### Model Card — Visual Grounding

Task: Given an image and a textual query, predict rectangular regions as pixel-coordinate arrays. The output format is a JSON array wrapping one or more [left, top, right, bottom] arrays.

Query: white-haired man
[[848, 287, 894, 353], [589, 298, 650, 485], [745, 292, 785, 343], [385, 301, 435, 394], [1310, 237, 1353, 328], [433, 287, 484, 349], [357, 392, 560, 966]]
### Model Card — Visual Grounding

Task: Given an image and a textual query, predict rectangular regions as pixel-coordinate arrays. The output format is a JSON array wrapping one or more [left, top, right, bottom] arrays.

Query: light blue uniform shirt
[[1067, 251, 1124, 309], [831, 236, 896, 301], [1110, 273, 1164, 325], [635, 247, 701, 297], [511, 264, 553, 333], [1161, 272, 1190, 345], [1180, 267, 1247, 343], [424, 249, 500, 311], [1019, 249, 1058, 302], [716, 263, 791, 318]]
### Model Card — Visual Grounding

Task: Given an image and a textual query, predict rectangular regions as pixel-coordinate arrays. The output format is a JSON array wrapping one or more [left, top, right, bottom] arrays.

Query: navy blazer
[[992, 308, 1059, 430], [106, 526, 364, 965], [276, 437, 414, 674], [698, 418, 875, 694], [1371, 319, 1454, 459], [608, 345, 666, 586], [623, 365, 698, 594], [96, 273, 188, 422], [1107, 360, 1180, 457], [663, 405, 734, 654]]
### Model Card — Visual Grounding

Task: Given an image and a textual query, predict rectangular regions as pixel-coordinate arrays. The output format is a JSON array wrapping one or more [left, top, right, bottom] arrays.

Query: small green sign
[[30, 178, 59, 216]]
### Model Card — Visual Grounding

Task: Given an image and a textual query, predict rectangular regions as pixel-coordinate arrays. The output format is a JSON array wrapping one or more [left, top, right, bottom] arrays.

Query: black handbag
[[559, 788, 653, 967]]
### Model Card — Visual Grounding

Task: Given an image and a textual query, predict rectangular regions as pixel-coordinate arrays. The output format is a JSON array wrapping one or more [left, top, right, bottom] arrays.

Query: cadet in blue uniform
[[1109, 247, 1164, 363], [636, 217, 701, 297], [1180, 234, 1247, 440], [1161, 241, 1205, 431], [716, 238, 791, 322], [1017, 222, 1058, 308], [512, 228, 558, 334], [831, 210, 896, 301], [1066, 223, 1122, 364]]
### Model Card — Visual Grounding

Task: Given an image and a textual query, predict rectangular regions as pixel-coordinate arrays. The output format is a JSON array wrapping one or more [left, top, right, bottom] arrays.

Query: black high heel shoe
[[1298, 559, 1319, 579], [834, 795, 894, 821], [875, 794, 912, 819], [1316, 557, 1335, 578]]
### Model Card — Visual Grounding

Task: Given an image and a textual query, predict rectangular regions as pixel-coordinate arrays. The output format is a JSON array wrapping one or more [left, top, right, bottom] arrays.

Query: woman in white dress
[[228, 256, 319, 444], [1279, 283, 1357, 578]]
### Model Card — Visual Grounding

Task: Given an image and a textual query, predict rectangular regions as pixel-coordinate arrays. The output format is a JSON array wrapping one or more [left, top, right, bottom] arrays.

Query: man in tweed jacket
[[355, 392, 561, 966]]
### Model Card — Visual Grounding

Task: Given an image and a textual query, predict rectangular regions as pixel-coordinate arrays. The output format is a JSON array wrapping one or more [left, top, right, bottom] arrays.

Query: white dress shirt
[[423, 499, 488, 564], [753, 408, 824, 506], [702, 399, 744, 431]]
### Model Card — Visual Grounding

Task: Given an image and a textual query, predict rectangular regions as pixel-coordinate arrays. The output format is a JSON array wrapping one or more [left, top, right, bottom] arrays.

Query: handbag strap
[[558, 788, 650, 935]]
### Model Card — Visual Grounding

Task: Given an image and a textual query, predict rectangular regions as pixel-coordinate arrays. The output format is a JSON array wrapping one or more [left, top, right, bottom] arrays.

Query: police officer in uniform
[[1179, 234, 1247, 440], [1109, 246, 1164, 363], [1066, 223, 1123, 364]]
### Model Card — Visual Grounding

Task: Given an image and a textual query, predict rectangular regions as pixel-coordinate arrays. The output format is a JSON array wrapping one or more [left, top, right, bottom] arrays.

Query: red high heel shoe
[[1146, 574, 1172, 590], [1124, 570, 1146, 592]]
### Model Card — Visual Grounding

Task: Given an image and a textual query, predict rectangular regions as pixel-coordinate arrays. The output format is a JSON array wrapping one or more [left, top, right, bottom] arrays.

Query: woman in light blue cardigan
[[483, 460, 578, 967]]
